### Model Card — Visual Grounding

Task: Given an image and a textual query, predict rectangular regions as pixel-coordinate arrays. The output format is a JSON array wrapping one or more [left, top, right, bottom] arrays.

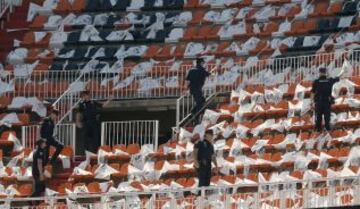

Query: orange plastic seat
[[193, 25, 212, 40], [259, 21, 279, 36], [119, 163, 129, 176], [53, 0, 72, 13], [126, 144, 140, 155], [109, 163, 120, 171], [98, 145, 112, 153], [29, 15, 48, 29], [309, 1, 329, 17], [17, 184, 32, 197], [285, 20, 304, 36], [189, 10, 206, 25], [144, 45, 161, 59], [17, 113, 30, 126], [184, 0, 199, 8], [71, 0, 86, 13], [0, 96, 11, 109], [182, 26, 198, 41], [87, 182, 101, 193], [61, 146, 74, 157], [329, 1, 342, 14], [156, 45, 175, 60]]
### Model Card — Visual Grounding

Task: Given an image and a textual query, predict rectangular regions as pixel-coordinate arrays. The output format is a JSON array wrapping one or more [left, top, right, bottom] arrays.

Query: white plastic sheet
[[0, 113, 20, 127], [7, 132, 23, 153], [94, 164, 119, 180]]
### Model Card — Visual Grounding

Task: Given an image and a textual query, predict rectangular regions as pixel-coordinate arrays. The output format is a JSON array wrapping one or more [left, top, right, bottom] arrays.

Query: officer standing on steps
[[186, 58, 218, 122], [311, 67, 345, 132], [31, 139, 47, 197], [193, 129, 219, 189], [40, 108, 64, 165], [78, 91, 102, 153]]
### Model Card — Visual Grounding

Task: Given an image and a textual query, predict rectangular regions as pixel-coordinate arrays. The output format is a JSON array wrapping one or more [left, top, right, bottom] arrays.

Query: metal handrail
[[6, 49, 360, 100], [2, 175, 360, 206]]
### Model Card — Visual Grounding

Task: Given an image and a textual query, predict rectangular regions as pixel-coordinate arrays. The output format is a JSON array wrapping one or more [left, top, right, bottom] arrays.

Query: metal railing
[[14, 70, 81, 100], [0, 0, 8, 18], [175, 91, 220, 131], [101, 120, 159, 150], [77, 49, 358, 99], [50, 72, 86, 124], [7, 49, 360, 101], [3, 175, 360, 208], [21, 123, 76, 152], [175, 93, 194, 130]]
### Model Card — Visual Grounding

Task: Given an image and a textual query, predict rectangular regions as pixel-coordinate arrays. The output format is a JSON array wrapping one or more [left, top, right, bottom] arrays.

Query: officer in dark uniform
[[40, 108, 64, 165], [311, 67, 344, 132], [186, 58, 213, 121], [78, 91, 102, 153], [193, 129, 219, 188], [31, 139, 47, 197]]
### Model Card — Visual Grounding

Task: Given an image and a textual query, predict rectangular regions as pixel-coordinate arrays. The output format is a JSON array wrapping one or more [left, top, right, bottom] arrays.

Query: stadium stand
[[0, 0, 360, 208], [4, 0, 360, 100]]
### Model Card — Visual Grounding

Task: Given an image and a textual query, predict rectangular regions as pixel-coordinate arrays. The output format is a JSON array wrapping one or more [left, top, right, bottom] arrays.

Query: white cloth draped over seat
[[332, 79, 355, 98], [14, 61, 39, 78], [238, 37, 260, 55], [131, 61, 154, 75], [50, 31, 68, 48], [338, 16, 354, 28], [7, 48, 28, 64], [94, 164, 119, 180], [106, 29, 134, 41], [146, 13, 165, 39], [254, 5, 275, 20], [295, 3, 314, 19], [80, 25, 102, 42], [166, 28, 184, 42], [0, 113, 21, 127], [44, 15, 63, 29], [336, 33, 355, 45], [128, 0, 145, 10], [115, 45, 148, 59], [218, 21, 246, 39], [137, 78, 161, 91], [236, 7, 252, 19], [113, 75, 134, 90], [184, 42, 205, 57], [303, 36, 321, 47], [94, 14, 109, 26], [173, 12, 192, 25], [27, 3, 43, 22], [278, 4, 294, 16], [0, 79, 14, 96]]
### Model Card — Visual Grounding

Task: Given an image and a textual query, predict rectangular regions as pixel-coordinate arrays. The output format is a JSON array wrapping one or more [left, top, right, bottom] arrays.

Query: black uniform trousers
[[315, 101, 331, 132], [190, 88, 205, 117], [198, 164, 212, 187], [83, 120, 100, 153], [31, 175, 45, 197], [45, 136, 64, 164]]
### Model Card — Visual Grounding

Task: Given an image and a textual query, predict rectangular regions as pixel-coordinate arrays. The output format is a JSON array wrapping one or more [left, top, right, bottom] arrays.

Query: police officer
[[186, 58, 217, 122], [78, 91, 102, 153], [311, 67, 344, 132], [40, 108, 64, 165], [31, 139, 47, 197], [193, 129, 219, 188]]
